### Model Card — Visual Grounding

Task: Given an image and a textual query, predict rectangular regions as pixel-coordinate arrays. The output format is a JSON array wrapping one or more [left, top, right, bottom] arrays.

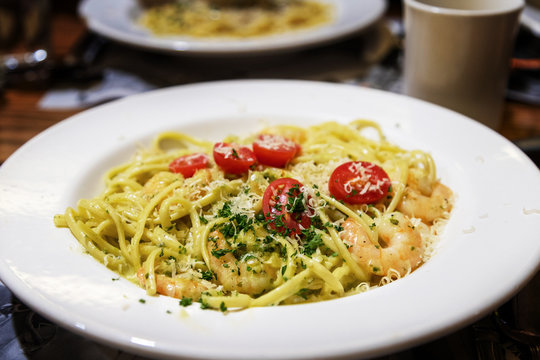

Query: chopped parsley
[[301, 227, 324, 256], [219, 302, 228, 312], [285, 184, 306, 213], [296, 288, 317, 300], [211, 248, 234, 258], [213, 209, 254, 239], [179, 297, 193, 307], [199, 299, 210, 310], [201, 270, 215, 280], [218, 201, 233, 218], [255, 212, 266, 223]]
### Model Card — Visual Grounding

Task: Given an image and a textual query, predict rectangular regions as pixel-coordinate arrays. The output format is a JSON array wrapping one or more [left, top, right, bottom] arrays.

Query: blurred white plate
[[1, 80, 539, 360], [78, 0, 386, 55]]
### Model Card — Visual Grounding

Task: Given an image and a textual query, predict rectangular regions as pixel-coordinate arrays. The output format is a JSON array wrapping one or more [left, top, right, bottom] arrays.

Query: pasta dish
[[138, 0, 333, 38], [54, 120, 453, 311]]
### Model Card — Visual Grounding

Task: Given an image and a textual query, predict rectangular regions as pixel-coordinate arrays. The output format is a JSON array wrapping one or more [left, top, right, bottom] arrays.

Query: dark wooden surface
[[0, 12, 84, 164]]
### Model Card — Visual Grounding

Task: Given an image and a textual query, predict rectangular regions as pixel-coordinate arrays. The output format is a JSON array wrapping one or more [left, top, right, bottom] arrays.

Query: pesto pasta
[[139, 0, 332, 39], [54, 120, 453, 311]]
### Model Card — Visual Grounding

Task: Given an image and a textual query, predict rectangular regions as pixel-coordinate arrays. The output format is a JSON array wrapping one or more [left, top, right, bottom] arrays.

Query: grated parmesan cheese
[[257, 134, 295, 150], [228, 191, 261, 218]]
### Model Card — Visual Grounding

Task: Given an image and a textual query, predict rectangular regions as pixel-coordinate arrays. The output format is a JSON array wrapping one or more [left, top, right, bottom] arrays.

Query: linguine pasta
[[139, 0, 333, 38], [54, 120, 453, 311]]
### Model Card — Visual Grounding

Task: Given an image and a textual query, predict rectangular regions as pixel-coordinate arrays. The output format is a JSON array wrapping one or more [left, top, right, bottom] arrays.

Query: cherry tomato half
[[328, 161, 391, 204], [213, 142, 256, 174], [252, 134, 300, 168], [169, 153, 209, 178], [262, 178, 313, 236]]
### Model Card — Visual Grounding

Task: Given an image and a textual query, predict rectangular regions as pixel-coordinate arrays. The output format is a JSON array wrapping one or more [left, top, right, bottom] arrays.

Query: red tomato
[[328, 161, 391, 204], [252, 134, 300, 168], [262, 178, 313, 236], [213, 142, 256, 174], [169, 153, 209, 178]]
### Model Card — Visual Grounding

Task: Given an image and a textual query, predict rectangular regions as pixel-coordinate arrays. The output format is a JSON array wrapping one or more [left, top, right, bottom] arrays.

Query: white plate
[[78, 0, 387, 55], [1, 80, 539, 360]]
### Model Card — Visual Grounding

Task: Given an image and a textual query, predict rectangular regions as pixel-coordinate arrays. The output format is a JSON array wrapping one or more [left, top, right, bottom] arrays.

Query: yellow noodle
[[55, 120, 453, 311], [140, 0, 333, 39]]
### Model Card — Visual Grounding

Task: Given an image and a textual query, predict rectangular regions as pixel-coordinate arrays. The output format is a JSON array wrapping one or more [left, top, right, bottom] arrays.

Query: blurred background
[[1, 0, 539, 166]]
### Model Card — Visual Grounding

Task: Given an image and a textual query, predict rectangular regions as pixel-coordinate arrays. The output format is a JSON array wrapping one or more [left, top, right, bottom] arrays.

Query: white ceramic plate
[[78, 0, 386, 55], [1, 80, 539, 360]]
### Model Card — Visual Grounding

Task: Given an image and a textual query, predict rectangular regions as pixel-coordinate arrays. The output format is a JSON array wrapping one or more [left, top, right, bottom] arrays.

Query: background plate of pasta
[[78, 0, 386, 54], [0, 80, 539, 359]]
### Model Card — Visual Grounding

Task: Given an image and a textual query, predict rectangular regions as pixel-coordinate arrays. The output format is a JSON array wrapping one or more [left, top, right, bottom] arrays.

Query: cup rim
[[403, 0, 525, 16]]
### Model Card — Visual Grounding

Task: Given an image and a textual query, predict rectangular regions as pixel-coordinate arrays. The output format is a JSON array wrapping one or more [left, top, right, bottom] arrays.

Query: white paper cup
[[403, 0, 524, 129]]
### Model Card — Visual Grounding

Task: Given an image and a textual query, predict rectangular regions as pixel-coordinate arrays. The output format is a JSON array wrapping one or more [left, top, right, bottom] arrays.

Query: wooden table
[[0, 13, 84, 164]]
